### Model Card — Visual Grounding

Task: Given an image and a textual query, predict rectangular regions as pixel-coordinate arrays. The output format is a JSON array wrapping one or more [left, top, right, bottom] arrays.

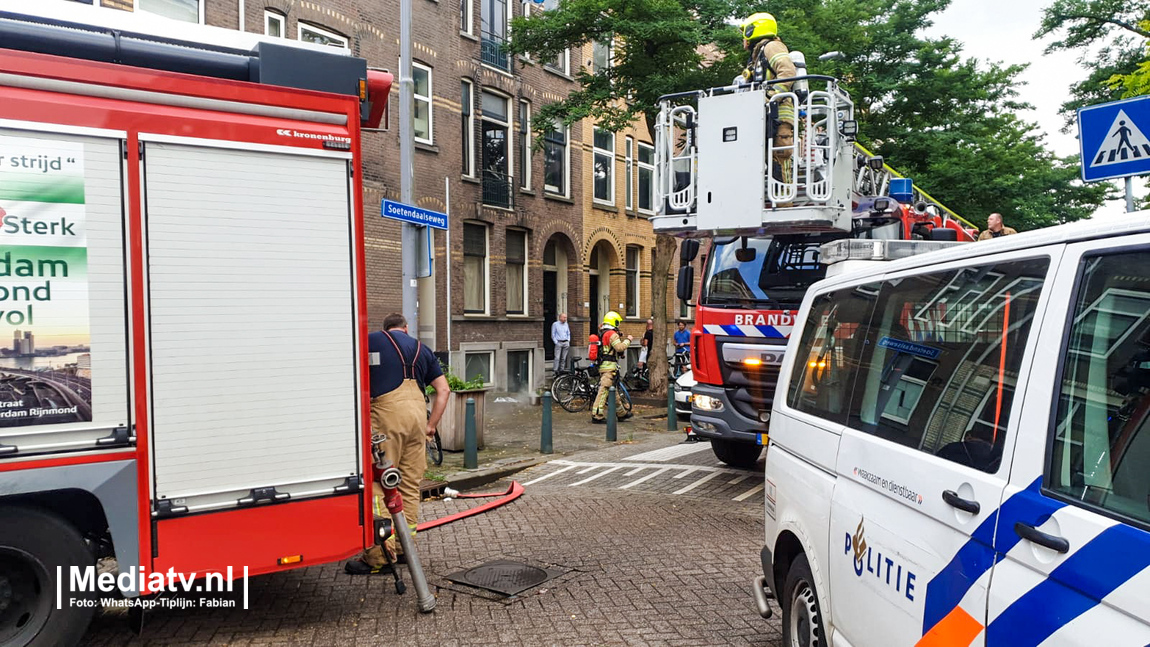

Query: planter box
[[438, 389, 489, 452]]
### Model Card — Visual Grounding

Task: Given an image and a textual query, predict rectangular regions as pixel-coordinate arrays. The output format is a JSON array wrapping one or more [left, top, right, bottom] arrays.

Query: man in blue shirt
[[674, 321, 691, 354], [346, 313, 449, 575], [550, 313, 570, 374]]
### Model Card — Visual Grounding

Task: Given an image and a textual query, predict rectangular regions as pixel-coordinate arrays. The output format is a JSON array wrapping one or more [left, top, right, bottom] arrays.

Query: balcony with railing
[[481, 36, 510, 72], [482, 169, 513, 209]]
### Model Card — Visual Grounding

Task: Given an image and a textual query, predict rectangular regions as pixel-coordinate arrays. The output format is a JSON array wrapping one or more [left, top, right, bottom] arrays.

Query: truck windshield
[[703, 237, 828, 308]]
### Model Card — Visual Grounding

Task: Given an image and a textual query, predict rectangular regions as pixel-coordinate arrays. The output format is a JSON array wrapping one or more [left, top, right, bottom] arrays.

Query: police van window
[[787, 284, 879, 424], [1048, 250, 1150, 526], [847, 258, 1049, 473]]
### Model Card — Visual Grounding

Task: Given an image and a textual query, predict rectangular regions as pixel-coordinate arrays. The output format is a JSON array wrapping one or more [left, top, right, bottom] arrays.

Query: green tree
[[509, 0, 743, 396]]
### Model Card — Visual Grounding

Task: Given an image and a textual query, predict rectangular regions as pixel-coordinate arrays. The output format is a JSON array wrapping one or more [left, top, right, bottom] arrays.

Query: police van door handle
[[942, 490, 980, 514], [1014, 522, 1070, 554]]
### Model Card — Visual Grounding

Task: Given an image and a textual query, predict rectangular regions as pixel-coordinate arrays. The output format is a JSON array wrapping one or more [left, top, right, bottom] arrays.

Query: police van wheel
[[711, 439, 762, 469], [782, 554, 824, 647], [0, 507, 97, 647]]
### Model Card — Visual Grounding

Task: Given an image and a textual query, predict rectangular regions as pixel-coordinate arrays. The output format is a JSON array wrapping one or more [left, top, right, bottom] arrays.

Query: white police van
[[754, 214, 1150, 646]]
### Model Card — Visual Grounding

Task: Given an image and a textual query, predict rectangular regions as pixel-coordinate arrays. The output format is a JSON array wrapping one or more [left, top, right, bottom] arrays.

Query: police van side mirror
[[680, 239, 700, 264], [676, 266, 695, 304]]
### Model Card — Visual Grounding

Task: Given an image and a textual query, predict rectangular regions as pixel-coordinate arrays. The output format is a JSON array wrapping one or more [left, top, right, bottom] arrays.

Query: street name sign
[[1078, 95, 1150, 183], [381, 199, 448, 230]]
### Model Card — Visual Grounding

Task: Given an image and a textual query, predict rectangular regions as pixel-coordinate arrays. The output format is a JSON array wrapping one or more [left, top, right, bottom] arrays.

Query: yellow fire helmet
[[740, 12, 778, 42], [602, 311, 623, 328]]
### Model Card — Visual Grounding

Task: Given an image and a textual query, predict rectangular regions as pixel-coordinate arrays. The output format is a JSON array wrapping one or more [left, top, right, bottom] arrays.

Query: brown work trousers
[[591, 366, 627, 421], [363, 378, 427, 567]]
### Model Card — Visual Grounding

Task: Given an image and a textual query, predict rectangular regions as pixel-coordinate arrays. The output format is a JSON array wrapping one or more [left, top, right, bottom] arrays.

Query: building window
[[480, 0, 510, 71], [624, 136, 634, 211], [462, 80, 475, 176], [298, 23, 349, 49], [413, 63, 433, 144], [465, 352, 493, 385], [481, 91, 512, 208], [506, 229, 527, 314], [265, 10, 285, 37], [518, 101, 531, 191], [592, 38, 612, 74], [460, 0, 472, 34], [138, 0, 202, 23], [463, 223, 488, 314], [543, 119, 568, 196], [545, 49, 569, 75], [507, 349, 531, 392], [593, 127, 615, 204], [625, 246, 640, 318], [638, 142, 655, 213]]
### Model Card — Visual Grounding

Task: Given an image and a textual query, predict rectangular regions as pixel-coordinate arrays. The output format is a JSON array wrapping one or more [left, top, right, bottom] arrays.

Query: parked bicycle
[[551, 360, 633, 415], [670, 350, 691, 380], [622, 363, 650, 392], [425, 397, 443, 466]]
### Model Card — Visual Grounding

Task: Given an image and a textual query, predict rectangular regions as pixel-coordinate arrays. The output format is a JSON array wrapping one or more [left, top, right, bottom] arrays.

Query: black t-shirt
[[642, 330, 653, 349], [368, 329, 443, 398]]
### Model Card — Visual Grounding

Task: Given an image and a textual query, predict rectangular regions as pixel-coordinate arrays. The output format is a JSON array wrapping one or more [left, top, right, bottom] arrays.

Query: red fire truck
[[0, 6, 390, 645], [653, 70, 977, 467]]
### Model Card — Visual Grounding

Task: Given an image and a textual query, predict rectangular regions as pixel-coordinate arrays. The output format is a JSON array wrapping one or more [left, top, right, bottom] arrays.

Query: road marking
[[623, 466, 648, 476], [733, 483, 765, 502], [673, 471, 722, 495], [577, 465, 599, 475], [522, 465, 576, 486], [625, 442, 713, 462], [728, 474, 752, 485], [569, 466, 623, 487], [619, 467, 671, 490], [673, 468, 698, 480]]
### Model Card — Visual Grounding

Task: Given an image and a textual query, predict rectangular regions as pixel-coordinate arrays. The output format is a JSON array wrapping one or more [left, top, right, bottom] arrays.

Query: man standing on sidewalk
[[551, 312, 571, 374], [346, 313, 450, 575]]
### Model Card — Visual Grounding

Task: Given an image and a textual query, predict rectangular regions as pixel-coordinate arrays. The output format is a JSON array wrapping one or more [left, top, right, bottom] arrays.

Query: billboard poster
[[0, 136, 92, 427]]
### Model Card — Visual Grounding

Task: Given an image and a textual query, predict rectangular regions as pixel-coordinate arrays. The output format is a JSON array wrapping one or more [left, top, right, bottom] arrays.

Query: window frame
[[506, 228, 528, 315], [545, 49, 570, 75], [464, 351, 494, 385], [637, 141, 656, 214], [592, 126, 615, 206], [412, 62, 434, 145], [264, 10, 285, 38], [138, 0, 204, 24], [625, 245, 640, 318], [624, 136, 634, 211], [480, 90, 513, 207], [461, 79, 475, 177], [461, 0, 473, 35], [298, 22, 349, 50], [518, 100, 532, 191], [592, 38, 613, 74], [463, 221, 490, 315], [543, 119, 569, 197], [1042, 244, 1150, 532]]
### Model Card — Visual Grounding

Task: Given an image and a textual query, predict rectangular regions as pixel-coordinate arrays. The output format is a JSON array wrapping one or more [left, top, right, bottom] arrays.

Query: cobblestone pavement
[[82, 435, 781, 646]]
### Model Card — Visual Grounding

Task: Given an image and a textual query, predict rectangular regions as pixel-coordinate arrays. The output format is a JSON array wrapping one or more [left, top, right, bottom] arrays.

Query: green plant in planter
[[426, 362, 486, 396]]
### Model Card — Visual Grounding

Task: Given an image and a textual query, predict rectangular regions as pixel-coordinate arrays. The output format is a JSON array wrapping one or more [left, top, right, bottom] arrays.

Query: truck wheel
[[781, 554, 824, 647], [711, 439, 762, 469], [0, 507, 97, 647]]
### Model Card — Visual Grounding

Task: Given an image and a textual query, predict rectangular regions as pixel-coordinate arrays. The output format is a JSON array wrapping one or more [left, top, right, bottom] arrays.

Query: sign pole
[[1127, 177, 1137, 213], [445, 177, 452, 357], [400, 0, 417, 330]]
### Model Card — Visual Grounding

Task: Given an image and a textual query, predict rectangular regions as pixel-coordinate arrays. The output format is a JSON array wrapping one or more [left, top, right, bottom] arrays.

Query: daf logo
[[759, 351, 785, 365]]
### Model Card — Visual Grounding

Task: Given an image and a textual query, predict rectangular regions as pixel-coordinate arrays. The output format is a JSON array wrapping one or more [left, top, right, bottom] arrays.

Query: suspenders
[[382, 331, 421, 381]]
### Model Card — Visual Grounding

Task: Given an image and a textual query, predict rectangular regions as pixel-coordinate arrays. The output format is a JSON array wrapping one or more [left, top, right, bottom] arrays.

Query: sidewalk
[[425, 394, 683, 491]]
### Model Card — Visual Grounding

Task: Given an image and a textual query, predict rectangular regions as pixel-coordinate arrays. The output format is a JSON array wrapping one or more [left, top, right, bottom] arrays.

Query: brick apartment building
[[84, 0, 695, 391]]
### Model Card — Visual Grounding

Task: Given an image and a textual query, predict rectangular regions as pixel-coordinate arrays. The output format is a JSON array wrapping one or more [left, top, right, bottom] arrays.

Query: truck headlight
[[693, 394, 724, 412]]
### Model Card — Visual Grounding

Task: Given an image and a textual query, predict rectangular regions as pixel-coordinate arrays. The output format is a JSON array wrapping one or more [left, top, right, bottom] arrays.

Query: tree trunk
[[647, 233, 678, 397]]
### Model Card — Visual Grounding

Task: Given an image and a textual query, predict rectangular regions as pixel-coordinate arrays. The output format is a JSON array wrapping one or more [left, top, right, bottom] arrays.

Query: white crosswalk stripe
[[672, 471, 722, 495], [569, 466, 622, 486], [733, 483, 765, 502], [521, 464, 576, 486], [520, 458, 766, 502], [619, 467, 670, 490], [625, 442, 713, 462]]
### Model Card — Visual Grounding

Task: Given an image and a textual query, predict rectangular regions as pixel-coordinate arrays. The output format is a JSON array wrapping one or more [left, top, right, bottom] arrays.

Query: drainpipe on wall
[[238, 0, 244, 31]]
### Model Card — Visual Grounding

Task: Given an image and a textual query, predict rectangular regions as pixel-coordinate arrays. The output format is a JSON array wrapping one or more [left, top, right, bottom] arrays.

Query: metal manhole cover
[[446, 560, 564, 596]]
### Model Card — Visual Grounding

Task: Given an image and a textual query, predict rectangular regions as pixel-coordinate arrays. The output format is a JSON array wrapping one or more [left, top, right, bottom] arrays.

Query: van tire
[[711, 439, 762, 469], [781, 553, 824, 647], [0, 506, 97, 647]]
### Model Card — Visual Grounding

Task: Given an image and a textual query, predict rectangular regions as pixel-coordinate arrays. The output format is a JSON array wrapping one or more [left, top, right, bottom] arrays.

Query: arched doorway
[[542, 236, 571, 361], [588, 240, 615, 337]]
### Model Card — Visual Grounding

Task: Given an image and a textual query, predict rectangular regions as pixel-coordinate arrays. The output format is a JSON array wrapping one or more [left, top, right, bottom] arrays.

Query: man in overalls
[[346, 313, 450, 575]]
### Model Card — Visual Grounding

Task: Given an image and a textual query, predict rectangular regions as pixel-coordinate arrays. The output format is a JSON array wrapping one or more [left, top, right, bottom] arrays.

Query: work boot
[[591, 417, 606, 425], [344, 558, 394, 575]]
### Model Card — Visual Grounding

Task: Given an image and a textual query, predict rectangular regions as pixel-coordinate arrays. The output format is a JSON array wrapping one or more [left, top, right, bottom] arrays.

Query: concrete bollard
[[607, 386, 617, 442], [464, 397, 478, 469], [667, 380, 678, 431], [541, 391, 554, 454]]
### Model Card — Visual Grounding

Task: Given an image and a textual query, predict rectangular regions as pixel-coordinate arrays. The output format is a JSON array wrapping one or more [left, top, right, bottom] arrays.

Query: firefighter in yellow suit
[[739, 13, 798, 178], [591, 311, 632, 424]]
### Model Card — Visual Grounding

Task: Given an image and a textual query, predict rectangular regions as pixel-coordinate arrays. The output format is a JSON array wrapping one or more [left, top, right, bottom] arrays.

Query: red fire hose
[[415, 481, 524, 533]]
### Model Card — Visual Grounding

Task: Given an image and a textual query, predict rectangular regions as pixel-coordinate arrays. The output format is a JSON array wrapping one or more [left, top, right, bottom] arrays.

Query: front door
[[826, 254, 1052, 646], [543, 270, 557, 360], [590, 274, 600, 340], [986, 238, 1150, 647]]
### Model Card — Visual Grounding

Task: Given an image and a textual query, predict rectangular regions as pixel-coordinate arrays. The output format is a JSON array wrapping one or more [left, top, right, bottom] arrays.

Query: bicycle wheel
[[553, 374, 590, 413], [618, 382, 633, 415], [426, 431, 443, 466]]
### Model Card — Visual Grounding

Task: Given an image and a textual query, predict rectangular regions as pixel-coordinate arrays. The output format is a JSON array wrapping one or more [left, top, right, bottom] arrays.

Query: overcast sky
[[921, 0, 1131, 218]]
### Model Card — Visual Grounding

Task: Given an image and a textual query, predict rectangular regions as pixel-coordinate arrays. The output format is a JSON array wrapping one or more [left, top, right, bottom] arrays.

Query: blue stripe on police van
[[985, 523, 1150, 647], [921, 478, 1068, 636]]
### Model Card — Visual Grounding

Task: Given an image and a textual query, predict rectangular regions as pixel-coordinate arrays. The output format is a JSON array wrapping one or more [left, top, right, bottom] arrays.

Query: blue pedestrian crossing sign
[[1078, 96, 1150, 182]]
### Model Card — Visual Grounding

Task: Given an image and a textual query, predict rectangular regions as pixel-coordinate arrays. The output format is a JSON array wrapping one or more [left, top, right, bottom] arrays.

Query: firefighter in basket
[[591, 311, 632, 424], [739, 13, 798, 179]]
